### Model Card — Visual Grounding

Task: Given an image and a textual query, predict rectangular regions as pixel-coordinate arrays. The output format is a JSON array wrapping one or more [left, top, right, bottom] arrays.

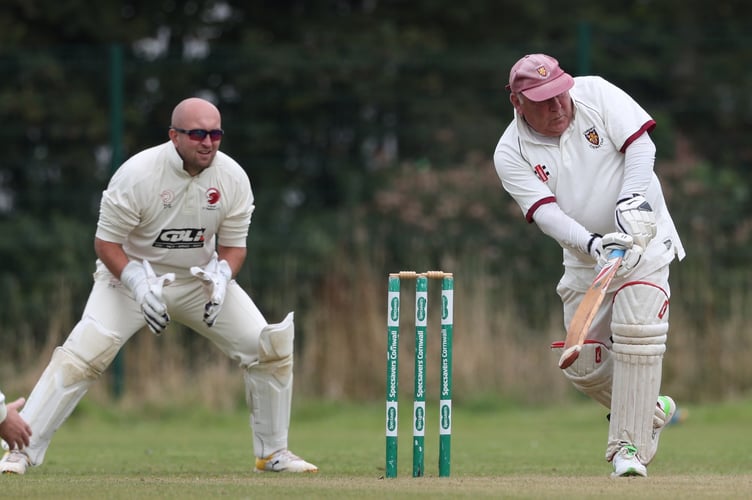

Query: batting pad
[[245, 312, 294, 458], [552, 340, 612, 409], [606, 282, 668, 464]]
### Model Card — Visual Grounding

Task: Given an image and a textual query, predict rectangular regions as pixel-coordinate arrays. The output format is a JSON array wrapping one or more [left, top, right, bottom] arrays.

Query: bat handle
[[609, 247, 626, 258]]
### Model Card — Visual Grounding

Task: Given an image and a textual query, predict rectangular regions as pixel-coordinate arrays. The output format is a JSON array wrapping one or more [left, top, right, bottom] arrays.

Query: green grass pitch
[[2, 397, 752, 498]]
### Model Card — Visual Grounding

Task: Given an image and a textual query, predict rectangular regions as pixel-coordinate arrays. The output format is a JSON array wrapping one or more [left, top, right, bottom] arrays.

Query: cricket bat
[[558, 248, 626, 369]]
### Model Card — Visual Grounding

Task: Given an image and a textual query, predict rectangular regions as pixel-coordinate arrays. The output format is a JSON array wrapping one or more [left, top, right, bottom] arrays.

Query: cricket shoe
[[0, 450, 31, 474], [254, 449, 318, 473], [611, 444, 647, 478], [653, 395, 677, 433], [645, 395, 677, 464]]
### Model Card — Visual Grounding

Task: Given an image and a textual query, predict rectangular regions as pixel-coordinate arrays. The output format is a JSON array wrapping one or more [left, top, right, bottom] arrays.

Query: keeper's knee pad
[[551, 340, 612, 408]]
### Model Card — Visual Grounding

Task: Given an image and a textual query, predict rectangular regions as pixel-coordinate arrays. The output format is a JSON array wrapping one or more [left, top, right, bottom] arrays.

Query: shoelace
[[622, 445, 639, 457]]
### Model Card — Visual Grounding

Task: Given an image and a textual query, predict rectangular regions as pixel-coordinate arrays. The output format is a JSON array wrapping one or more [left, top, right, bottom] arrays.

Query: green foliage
[[0, 214, 94, 340], [357, 158, 562, 321]]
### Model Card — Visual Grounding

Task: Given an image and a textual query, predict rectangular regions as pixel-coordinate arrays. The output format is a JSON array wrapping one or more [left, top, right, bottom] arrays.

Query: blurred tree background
[[2, 0, 752, 405]]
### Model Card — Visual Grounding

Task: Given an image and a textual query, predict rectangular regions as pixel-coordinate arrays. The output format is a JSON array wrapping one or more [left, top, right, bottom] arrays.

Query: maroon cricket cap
[[506, 54, 574, 102]]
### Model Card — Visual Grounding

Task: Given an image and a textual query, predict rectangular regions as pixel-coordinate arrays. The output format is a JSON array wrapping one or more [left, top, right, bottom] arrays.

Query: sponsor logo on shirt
[[584, 127, 602, 148], [153, 228, 206, 249], [534, 164, 550, 183]]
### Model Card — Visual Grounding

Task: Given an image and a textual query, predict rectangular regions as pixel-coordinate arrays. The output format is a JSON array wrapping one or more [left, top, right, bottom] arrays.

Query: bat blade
[[558, 249, 625, 369]]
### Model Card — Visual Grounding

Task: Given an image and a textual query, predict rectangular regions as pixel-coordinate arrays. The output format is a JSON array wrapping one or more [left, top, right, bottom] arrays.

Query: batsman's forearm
[[533, 202, 592, 255]]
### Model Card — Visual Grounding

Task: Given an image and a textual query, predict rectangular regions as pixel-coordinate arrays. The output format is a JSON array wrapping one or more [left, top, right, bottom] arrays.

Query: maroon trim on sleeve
[[525, 196, 556, 223], [620, 120, 657, 153]]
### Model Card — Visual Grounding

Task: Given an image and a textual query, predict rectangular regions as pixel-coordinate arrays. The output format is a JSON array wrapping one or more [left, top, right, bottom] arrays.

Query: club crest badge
[[204, 187, 221, 210], [536, 66, 548, 78], [160, 189, 175, 208], [584, 127, 602, 148], [206, 187, 220, 205]]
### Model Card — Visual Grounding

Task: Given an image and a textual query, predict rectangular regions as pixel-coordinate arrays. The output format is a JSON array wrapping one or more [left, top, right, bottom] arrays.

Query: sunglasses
[[172, 127, 224, 141]]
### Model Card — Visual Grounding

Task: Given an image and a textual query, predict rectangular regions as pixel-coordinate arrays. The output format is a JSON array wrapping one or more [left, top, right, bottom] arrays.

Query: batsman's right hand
[[120, 260, 175, 334], [595, 232, 643, 277]]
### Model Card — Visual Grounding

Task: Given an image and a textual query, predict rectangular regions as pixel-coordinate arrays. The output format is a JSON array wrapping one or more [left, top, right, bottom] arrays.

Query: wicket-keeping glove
[[120, 260, 175, 334], [190, 254, 232, 327], [615, 194, 657, 249]]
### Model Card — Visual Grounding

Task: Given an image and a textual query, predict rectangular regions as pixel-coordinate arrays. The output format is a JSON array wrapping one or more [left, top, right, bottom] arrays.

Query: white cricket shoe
[[0, 450, 31, 475], [611, 444, 647, 478], [254, 449, 318, 473]]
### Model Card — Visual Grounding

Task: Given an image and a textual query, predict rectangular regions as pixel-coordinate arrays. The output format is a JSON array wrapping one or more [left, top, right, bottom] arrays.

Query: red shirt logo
[[206, 188, 220, 205], [534, 164, 550, 182]]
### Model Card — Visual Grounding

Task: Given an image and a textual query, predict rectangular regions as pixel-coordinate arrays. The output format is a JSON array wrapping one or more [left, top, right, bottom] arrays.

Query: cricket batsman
[[0, 97, 318, 474], [493, 54, 685, 477]]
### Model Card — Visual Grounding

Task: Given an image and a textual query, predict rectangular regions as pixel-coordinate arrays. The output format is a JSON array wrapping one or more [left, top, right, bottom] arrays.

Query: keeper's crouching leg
[[552, 340, 613, 409], [21, 317, 123, 465], [606, 282, 669, 465], [244, 312, 294, 458]]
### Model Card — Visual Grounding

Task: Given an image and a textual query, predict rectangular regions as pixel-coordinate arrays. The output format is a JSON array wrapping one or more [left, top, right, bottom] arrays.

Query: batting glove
[[587, 233, 603, 261], [595, 232, 643, 278], [615, 194, 657, 249], [120, 260, 175, 334], [190, 254, 232, 327]]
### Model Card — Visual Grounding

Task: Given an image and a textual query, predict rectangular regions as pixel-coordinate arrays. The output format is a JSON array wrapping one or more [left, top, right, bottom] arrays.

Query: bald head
[[168, 97, 223, 176], [171, 97, 221, 129]]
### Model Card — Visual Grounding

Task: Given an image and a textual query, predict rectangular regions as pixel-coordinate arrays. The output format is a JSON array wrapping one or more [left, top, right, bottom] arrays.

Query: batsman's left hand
[[190, 253, 232, 327]]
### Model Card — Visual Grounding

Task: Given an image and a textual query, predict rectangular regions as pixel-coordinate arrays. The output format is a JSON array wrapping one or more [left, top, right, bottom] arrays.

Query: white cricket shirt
[[96, 141, 254, 278], [494, 76, 684, 282]]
